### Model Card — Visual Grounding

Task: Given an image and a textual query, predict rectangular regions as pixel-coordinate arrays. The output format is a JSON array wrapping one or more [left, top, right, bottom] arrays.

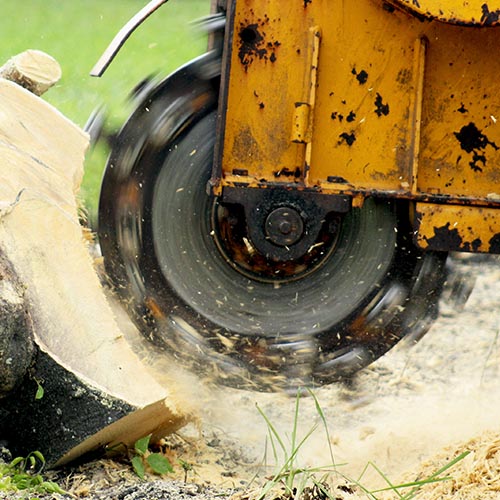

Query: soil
[[2, 254, 499, 500]]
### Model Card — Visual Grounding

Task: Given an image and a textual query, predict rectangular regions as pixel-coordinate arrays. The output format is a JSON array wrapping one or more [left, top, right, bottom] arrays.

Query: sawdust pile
[[405, 431, 500, 499], [197, 256, 500, 499]]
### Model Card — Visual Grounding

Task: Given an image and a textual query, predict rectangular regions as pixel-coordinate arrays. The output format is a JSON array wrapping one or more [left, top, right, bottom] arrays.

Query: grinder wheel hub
[[212, 199, 341, 283], [265, 207, 304, 246]]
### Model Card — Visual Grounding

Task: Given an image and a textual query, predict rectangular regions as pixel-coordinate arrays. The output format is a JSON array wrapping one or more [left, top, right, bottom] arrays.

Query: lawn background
[[0, 0, 210, 222]]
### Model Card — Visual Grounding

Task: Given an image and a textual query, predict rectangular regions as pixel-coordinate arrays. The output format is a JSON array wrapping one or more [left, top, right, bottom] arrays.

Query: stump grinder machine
[[92, 0, 500, 391]]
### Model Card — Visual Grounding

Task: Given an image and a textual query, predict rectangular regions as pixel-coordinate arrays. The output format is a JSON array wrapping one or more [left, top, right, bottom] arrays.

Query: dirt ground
[[3, 254, 500, 500]]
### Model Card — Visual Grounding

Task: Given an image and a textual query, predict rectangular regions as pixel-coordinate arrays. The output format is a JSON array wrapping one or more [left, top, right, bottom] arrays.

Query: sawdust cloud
[[199, 384, 500, 488], [111, 258, 500, 495]]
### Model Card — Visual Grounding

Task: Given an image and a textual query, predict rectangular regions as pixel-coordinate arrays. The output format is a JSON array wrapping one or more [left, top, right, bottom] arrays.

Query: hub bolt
[[265, 207, 304, 246]]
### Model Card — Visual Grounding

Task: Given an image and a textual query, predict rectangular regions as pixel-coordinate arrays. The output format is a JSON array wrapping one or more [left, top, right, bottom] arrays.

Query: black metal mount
[[222, 186, 351, 261]]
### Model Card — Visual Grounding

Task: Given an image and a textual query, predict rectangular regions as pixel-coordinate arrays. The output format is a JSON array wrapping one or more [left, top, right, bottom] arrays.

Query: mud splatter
[[481, 3, 500, 26], [339, 132, 356, 146], [489, 233, 500, 253], [424, 223, 463, 251], [396, 68, 412, 86], [374, 93, 389, 117], [454, 122, 499, 172], [351, 68, 369, 85], [327, 176, 348, 183], [331, 111, 344, 122], [423, 223, 484, 252], [237, 20, 280, 70], [238, 24, 266, 68], [273, 167, 301, 178]]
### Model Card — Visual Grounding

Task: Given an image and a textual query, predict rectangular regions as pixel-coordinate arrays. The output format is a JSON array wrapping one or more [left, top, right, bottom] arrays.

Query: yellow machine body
[[213, 0, 500, 254]]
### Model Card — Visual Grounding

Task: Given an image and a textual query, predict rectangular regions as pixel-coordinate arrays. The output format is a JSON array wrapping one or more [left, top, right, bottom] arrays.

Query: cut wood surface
[[0, 52, 189, 466], [0, 49, 62, 96]]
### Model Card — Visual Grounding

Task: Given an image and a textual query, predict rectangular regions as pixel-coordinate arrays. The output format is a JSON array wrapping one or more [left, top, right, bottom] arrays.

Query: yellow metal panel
[[415, 203, 500, 252], [389, 0, 500, 26], [417, 23, 500, 200], [218, 0, 500, 207], [220, 2, 317, 187], [308, 0, 423, 193]]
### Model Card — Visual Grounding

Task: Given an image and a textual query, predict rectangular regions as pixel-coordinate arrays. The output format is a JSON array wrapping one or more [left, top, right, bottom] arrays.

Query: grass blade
[[256, 403, 288, 458], [307, 388, 336, 467], [401, 450, 471, 499], [365, 461, 404, 500]]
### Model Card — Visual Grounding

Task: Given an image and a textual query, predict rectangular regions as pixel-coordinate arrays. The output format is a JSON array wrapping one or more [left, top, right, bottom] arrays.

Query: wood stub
[[0, 50, 62, 96]]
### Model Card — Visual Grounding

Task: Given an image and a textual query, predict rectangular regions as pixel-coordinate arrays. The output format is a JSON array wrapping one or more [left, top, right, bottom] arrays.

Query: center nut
[[265, 207, 304, 246]]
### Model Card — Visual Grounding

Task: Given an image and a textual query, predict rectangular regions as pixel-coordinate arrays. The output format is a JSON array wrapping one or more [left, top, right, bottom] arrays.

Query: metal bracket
[[222, 186, 351, 261]]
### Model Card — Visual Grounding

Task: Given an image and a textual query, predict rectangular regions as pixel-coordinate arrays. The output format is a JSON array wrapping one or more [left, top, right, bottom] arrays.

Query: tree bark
[[0, 251, 34, 398]]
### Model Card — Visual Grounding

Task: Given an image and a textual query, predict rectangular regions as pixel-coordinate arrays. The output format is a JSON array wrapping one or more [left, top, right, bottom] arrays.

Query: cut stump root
[[0, 51, 189, 467]]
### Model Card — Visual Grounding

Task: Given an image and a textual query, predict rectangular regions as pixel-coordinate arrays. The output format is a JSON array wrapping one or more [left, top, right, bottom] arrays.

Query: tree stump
[[0, 51, 189, 467]]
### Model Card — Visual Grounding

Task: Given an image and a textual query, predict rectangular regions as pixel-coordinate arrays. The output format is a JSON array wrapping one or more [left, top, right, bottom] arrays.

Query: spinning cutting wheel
[[98, 56, 447, 391]]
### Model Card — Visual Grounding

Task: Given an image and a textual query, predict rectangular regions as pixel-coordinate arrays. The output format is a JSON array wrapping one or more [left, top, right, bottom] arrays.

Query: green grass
[[255, 389, 468, 500], [0, 0, 210, 220], [131, 434, 173, 479], [0, 451, 65, 497]]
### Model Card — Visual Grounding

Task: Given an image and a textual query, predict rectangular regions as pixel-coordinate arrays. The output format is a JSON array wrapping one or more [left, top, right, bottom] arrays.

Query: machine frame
[[212, 0, 500, 254]]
